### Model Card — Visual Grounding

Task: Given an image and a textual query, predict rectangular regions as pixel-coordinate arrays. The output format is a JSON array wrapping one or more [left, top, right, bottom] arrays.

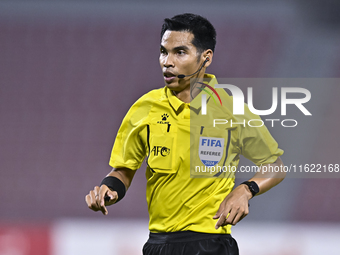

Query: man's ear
[[203, 49, 213, 67]]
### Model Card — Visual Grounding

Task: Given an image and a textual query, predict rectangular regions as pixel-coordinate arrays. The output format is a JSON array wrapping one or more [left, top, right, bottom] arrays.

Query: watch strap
[[241, 181, 259, 198]]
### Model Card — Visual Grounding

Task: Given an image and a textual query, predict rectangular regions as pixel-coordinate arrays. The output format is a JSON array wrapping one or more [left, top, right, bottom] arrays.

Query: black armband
[[100, 176, 126, 203]]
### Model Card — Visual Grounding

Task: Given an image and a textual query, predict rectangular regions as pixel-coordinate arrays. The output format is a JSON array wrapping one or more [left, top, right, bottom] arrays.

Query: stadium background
[[0, 0, 340, 254]]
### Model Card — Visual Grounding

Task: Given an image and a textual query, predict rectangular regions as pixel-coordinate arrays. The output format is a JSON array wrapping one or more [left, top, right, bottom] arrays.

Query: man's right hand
[[85, 185, 118, 215]]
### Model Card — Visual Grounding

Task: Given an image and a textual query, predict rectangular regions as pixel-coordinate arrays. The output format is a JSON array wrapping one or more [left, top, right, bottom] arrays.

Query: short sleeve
[[109, 96, 152, 170], [239, 104, 284, 166]]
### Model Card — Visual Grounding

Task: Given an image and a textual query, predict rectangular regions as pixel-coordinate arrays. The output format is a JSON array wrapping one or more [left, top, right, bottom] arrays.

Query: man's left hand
[[213, 184, 252, 229]]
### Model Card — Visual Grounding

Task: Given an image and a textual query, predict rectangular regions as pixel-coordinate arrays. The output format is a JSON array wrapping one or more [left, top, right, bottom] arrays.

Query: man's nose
[[162, 54, 174, 68]]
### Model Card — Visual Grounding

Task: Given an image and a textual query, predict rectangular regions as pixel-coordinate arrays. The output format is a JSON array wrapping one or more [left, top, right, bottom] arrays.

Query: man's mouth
[[163, 71, 177, 82]]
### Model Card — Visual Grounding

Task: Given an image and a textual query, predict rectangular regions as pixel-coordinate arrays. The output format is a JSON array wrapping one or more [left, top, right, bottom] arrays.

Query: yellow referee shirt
[[109, 74, 283, 234]]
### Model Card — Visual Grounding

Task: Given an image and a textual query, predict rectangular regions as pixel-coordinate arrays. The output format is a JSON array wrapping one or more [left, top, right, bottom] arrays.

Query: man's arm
[[85, 167, 136, 215], [214, 157, 285, 229]]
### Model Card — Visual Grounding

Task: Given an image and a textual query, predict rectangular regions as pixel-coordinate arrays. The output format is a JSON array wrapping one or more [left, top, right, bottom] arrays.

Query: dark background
[[1, 0, 340, 224]]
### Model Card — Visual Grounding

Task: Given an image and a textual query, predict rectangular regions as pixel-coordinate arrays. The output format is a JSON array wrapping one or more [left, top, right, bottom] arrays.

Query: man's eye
[[160, 49, 167, 55], [177, 50, 186, 55]]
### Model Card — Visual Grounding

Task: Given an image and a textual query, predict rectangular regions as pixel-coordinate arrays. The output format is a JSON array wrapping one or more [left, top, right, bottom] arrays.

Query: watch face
[[242, 181, 259, 197], [249, 181, 259, 194]]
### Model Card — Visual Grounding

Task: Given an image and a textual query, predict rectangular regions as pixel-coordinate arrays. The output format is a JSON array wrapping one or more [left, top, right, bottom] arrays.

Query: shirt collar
[[166, 85, 184, 112]]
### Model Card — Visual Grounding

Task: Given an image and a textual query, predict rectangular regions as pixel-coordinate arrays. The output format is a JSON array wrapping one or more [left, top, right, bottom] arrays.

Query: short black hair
[[160, 13, 216, 53]]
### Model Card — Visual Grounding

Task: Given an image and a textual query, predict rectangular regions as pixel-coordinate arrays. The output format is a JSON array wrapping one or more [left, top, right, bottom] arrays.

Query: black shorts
[[142, 231, 239, 255]]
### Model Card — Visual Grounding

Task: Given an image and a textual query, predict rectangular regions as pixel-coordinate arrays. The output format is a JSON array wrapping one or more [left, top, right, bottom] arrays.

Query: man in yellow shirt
[[85, 13, 285, 255]]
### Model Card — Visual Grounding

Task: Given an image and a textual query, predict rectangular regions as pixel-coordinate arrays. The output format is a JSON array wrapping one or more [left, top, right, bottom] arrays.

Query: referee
[[85, 13, 285, 255]]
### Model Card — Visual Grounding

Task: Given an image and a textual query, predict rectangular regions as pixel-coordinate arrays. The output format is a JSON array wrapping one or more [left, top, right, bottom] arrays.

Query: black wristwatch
[[241, 181, 259, 198]]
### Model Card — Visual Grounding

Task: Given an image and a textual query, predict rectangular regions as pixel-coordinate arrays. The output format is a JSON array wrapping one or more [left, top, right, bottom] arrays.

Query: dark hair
[[160, 13, 216, 53]]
